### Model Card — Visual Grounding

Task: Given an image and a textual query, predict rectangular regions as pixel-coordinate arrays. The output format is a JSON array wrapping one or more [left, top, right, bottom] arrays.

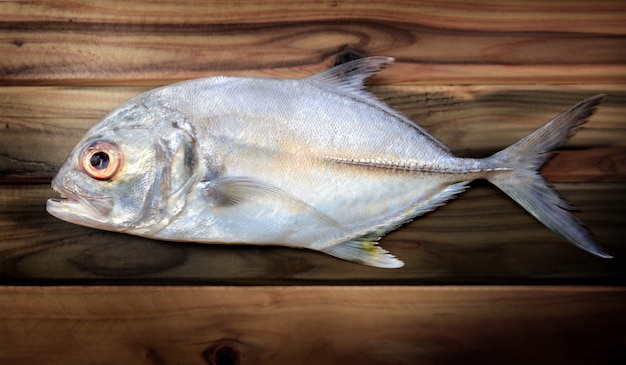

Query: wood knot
[[202, 343, 240, 365], [334, 51, 364, 66]]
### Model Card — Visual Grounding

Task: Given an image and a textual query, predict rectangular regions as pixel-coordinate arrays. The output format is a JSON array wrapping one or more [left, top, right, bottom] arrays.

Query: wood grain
[[1, 2, 625, 85], [2, 0, 625, 33], [0, 286, 624, 365]]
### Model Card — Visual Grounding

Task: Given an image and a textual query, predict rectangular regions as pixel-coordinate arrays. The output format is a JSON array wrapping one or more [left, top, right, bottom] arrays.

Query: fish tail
[[486, 94, 612, 258]]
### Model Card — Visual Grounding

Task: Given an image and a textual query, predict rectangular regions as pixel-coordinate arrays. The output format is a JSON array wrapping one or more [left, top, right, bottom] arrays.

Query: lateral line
[[321, 156, 512, 174]]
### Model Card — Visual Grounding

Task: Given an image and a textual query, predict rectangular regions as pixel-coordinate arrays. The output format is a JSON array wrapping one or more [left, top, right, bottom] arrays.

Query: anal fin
[[322, 239, 404, 269], [321, 181, 472, 268]]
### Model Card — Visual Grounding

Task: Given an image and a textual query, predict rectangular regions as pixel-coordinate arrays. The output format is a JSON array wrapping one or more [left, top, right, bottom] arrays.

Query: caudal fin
[[487, 94, 611, 258]]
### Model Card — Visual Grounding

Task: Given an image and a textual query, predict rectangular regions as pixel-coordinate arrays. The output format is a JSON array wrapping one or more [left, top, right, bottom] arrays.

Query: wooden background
[[0, 1, 625, 364]]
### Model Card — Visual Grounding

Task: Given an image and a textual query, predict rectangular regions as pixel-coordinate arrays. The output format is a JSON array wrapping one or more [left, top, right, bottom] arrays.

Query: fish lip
[[47, 184, 113, 221]]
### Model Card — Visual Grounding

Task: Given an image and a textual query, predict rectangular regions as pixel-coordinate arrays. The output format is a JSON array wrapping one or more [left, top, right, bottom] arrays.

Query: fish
[[46, 56, 611, 268]]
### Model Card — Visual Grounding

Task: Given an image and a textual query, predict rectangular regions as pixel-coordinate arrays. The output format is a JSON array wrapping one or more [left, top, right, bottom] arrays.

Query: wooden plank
[[1, 183, 623, 284], [0, 286, 624, 365], [2, 0, 624, 33], [1, 83, 624, 283], [1, 85, 625, 182], [1, 2, 625, 84]]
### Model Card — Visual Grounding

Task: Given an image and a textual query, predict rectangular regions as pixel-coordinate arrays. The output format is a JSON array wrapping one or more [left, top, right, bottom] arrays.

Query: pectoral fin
[[200, 176, 343, 229]]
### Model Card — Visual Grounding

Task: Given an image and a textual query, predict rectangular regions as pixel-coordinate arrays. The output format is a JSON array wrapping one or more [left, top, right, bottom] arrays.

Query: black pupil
[[90, 152, 110, 170]]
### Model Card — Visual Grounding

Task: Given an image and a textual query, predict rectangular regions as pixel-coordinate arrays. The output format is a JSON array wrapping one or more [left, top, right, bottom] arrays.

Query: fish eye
[[80, 141, 122, 180]]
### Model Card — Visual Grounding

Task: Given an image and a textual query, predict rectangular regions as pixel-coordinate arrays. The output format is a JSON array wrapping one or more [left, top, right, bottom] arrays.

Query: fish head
[[47, 96, 199, 233]]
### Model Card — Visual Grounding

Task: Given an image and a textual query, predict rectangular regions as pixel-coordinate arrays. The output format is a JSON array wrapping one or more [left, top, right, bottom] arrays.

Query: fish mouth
[[47, 185, 114, 226]]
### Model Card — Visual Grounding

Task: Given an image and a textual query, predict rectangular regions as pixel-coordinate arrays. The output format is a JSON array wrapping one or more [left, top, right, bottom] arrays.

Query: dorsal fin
[[305, 56, 394, 100], [305, 57, 452, 153]]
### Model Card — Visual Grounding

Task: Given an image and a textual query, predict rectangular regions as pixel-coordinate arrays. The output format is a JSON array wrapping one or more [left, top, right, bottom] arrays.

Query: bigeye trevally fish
[[46, 57, 611, 268]]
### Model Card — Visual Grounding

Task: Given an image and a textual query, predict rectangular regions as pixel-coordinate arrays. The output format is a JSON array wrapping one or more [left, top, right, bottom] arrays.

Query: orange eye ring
[[80, 141, 122, 180]]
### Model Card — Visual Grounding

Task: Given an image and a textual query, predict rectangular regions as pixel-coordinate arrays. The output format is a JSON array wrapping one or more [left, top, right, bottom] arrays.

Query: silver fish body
[[47, 57, 610, 268]]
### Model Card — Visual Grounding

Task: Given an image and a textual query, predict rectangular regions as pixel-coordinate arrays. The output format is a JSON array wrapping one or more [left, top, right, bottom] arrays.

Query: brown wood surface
[[0, 285, 624, 365], [1, 1, 625, 363], [1, 1, 626, 85]]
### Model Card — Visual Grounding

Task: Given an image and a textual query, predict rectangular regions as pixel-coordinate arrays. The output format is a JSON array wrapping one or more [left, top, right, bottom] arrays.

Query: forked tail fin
[[487, 94, 612, 258]]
